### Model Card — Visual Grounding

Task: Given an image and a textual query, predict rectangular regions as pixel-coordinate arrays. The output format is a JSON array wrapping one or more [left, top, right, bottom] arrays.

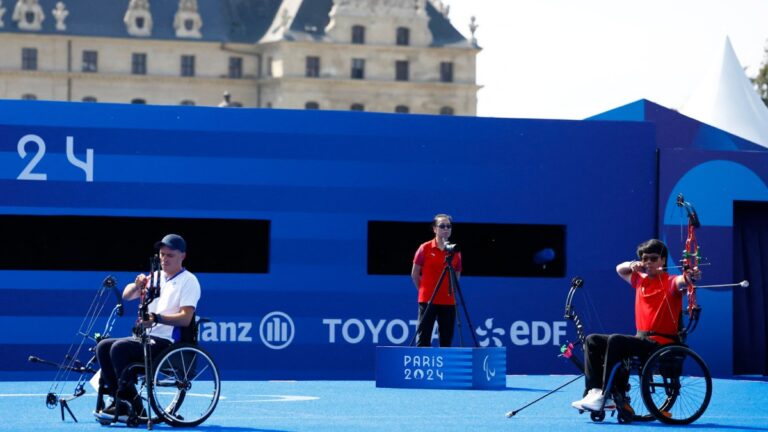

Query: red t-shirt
[[413, 239, 463, 305], [631, 272, 682, 344]]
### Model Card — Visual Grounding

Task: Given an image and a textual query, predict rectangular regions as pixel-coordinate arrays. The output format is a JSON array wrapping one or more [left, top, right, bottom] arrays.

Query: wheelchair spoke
[[188, 363, 211, 383], [180, 351, 191, 380]]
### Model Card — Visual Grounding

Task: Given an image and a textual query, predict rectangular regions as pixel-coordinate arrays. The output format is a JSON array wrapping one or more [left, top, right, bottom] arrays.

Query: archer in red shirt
[[571, 239, 701, 412]]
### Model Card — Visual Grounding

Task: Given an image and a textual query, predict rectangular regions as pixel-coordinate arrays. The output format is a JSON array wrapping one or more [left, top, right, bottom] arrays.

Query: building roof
[[0, 0, 473, 47], [0, 0, 281, 43]]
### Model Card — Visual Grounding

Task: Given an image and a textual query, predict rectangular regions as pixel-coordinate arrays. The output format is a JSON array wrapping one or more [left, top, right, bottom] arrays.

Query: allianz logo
[[198, 311, 295, 350]]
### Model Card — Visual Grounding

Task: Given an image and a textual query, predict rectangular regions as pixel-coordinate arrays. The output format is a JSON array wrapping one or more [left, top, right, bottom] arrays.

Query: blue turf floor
[[0, 376, 766, 431]]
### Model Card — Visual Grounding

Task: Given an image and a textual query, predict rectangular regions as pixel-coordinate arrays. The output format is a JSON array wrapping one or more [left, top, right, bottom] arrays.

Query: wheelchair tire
[[640, 345, 711, 425], [148, 343, 221, 427]]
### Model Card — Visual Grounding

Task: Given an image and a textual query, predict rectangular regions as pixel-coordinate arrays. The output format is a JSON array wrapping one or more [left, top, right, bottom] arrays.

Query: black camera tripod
[[410, 244, 478, 347]]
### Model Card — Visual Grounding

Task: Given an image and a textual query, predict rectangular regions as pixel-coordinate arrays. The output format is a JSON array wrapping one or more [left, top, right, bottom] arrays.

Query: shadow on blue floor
[[1, 376, 766, 431]]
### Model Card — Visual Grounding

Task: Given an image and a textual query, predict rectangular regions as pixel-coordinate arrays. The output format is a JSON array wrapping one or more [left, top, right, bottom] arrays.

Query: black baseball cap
[[154, 234, 186, 252]]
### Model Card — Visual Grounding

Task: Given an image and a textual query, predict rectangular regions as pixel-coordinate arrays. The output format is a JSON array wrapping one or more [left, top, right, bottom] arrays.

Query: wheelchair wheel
[[148, 344, 221, 427], [640, 345, 711, 425]]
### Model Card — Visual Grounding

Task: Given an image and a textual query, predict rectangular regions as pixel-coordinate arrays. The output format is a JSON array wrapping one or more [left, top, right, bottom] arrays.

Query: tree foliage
[[751, 41, 768, 107]]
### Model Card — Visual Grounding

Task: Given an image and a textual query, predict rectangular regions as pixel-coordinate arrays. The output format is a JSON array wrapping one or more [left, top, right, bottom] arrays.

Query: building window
[[181, 55, 195, 77], [306, 56, 320, 78], [180, 100, 195, 106], [228, 57, 243, 79], [21, 48, 37, 71], [351, 58, 365, 79], [131, 98, 146, 104], [439, 106, 454, 115], [82, 96, 97, 102], [395, 105, 409, 113], [305, 101, 319, 110], [267, 56, 273, 77], [350, 103, 364, 111], [82, 50, 98, 73], [21, 94, 37, 100], [396, 27, 410, 46], [395, 60, 409, 81], [132, 53, 147, 75], [440, 62, 454, 83], [352, 25, 365, 44]]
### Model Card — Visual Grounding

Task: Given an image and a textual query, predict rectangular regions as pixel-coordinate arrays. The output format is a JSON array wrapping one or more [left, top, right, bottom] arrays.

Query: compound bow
[[28, 275, 123, 422], [506, 276, 593, 417]]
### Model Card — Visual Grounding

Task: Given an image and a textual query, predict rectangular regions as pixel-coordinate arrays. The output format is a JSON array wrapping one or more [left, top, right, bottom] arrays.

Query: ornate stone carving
[[124, 0, 152, 37], [468, 15, 478, 45], [332, 0, 426, 18], [174, 0, 202, 39], [52, 1, 68, 31], [12, 0, 45, 31]]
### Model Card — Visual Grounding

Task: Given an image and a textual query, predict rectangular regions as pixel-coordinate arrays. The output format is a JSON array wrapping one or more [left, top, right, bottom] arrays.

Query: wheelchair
[[96, 317, 221, 428], [585, 343, 712, 425]]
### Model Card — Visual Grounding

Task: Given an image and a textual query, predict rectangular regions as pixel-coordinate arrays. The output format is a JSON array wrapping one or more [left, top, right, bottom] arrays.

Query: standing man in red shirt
[[411, 214, 462, 347], [571, 239, 701, 411]]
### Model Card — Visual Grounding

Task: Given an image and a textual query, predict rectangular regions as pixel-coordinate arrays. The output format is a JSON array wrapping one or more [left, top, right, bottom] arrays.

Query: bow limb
[[563, 276, 586, 345], [561, 276, 591, 372], [676, 193, 702, 337]]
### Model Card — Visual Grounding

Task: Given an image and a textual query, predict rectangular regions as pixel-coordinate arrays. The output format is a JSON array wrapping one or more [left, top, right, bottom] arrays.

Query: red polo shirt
[[413, 239, 463, 305], [631, 272, 682, 344]]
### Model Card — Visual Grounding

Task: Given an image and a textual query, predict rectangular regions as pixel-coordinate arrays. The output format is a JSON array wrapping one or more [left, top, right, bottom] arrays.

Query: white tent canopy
[[678, 37, 768, 149]]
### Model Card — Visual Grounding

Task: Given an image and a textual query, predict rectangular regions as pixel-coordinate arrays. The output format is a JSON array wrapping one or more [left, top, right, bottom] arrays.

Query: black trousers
[[95, 336, 172, 398], [416, 303, 456, 347], [584, 333, 659, 391]]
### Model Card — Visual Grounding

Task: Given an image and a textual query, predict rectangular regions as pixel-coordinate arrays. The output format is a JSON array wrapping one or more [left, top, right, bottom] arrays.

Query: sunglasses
[[437, 224, 452, 229], [641, 255, 661, 263]]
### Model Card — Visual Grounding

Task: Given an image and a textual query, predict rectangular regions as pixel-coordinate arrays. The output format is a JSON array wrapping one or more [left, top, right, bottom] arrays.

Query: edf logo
[[259, 311, 295, 350]]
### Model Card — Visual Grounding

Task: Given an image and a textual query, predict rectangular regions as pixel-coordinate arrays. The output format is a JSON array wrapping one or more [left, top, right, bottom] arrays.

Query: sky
[[441, 0, 768, 120]]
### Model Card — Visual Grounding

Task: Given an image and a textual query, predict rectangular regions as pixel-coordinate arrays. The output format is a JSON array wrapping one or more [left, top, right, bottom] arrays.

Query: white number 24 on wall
[[17, 134, 94, 182]]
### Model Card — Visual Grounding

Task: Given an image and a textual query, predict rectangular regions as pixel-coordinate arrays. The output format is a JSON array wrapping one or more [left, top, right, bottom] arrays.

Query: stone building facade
[[0, 0, 479, 115]]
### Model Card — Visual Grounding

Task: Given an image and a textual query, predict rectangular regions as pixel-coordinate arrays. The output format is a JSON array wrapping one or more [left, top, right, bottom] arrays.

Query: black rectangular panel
[[0, 215, 269, 273], [368, 221, 565, 277]]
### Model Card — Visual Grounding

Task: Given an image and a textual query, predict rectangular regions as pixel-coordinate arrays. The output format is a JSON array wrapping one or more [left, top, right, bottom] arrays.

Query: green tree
[[751, 41, 768, 107]]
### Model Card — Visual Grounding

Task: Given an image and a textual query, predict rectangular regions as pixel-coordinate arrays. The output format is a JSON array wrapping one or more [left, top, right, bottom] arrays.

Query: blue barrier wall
[[1, 100, 662, 380]]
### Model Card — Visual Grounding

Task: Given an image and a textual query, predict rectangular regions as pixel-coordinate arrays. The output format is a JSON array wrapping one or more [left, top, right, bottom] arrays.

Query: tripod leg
[[61, 399, 78, 422], [410, 265, 450, 347], [451, 269, 479, 347], [452, 302, 464, 347]]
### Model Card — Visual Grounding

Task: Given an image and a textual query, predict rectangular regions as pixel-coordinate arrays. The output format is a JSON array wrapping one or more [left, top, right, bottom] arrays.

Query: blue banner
[[1, 100, 664, 380]]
